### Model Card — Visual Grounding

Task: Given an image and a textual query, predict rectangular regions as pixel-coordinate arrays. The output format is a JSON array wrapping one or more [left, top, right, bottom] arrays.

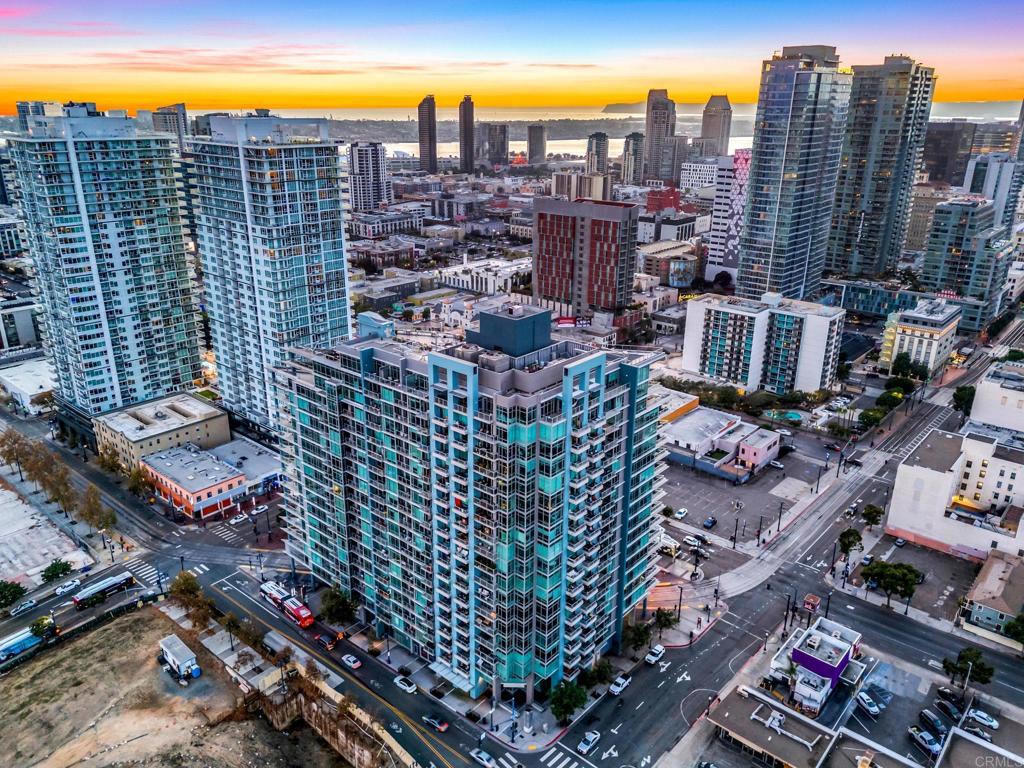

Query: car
[[919, 709, 948, 739], [692, 533, 711, 546], [702, 516, 718, 530], [857, 692, 881, 717], [341, 654, 362, 670], [253, 504, 270, 515], [908, 726, 941, 757], [846, 458, 864, 468], [577, 730, 601, 755], [9, 599, 36, 617], [658, 545, 679, 557], [689, 546, 712, 559], [963, 724, 992, 742], [54, 578, 81, 596], [609, 674, 631, 695], [470, 749, 496, 768], [228, 513, 248, 525], [673, 508, 688, 520], [695, 763, 720, 768], [934, 698, 963, 722], [894, 538, 906, 548], [968, 709, 1000, 730], [645, 644, 665, 664], [776, 429, 792, 437], [314, 634, 337, 651], [422, 715, 449, 732], [936, 686, 965, 706], [825, 443, 842, 452], [393, 675, 417, 694], [683, 535, 702, 548], [769, 460, 785, 470], [861, 554, 874, 566], [866, 578, 878, 590]]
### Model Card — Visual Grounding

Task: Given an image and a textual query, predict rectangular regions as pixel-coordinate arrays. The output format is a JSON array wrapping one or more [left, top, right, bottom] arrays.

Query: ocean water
[[383, 136, 754, 159]]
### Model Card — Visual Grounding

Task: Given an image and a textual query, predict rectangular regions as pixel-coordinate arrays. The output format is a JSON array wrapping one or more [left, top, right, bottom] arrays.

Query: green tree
[[858, 408, 886, 428], [1003, 614, 1024, 644], [894, 563, 922, 614], [891, 352, 913, 377], [942, 647, 994, 687], [715, 387, 740, 409], [861, 504, 884, 530], [838, 528, 863, 559], [863, 561, 921, 609], [96, 446, 122, 474], [97, 505, 118, 532], [169, 570, 203, 607], [621, 621, 653, 657], [41, 558, 73, 584], [653, 607, 678, 638], [421, 307, 431, 321], [885, 376, 917, 394], [320, 586, 359, 624], [0, 579, 27, 608], [591, 658, 615, 684], [29, 615, 54, 637], [401, 309, 414, 322], [78, 483, 103, 533], [952, 386, 976, 417], [875, 390, 904, 411], [549, 680, 588, 724], [127, 467, 153, 497], [910, 362, 930, 381]]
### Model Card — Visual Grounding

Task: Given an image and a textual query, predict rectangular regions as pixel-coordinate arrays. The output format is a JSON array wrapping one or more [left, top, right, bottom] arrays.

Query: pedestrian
[[697, 616, 702, 629]]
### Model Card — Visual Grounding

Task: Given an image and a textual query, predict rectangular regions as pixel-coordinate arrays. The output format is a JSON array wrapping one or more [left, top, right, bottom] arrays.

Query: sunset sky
[[2, 0, 1022, 113]]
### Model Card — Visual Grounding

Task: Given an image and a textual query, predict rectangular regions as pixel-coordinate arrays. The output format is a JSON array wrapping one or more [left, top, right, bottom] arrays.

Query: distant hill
[[603, 103, 645, 114]]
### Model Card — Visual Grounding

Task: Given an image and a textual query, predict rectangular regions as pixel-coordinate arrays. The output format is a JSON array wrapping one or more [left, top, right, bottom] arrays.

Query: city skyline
[[1, 1, 1023, 112]]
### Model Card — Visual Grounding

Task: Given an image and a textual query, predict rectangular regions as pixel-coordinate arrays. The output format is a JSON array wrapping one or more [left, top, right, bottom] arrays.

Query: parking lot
[[662, 451, 827, 546], [851, 535, 979, 621], [657, 522, 752, 582]]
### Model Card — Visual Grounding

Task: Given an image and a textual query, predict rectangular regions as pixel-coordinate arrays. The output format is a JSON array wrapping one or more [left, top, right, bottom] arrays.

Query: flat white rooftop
[[94, 393, 225, 442]]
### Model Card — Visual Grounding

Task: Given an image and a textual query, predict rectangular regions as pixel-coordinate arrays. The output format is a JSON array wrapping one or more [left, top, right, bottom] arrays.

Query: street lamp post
[[179, 555, 185, 574], [815, 465, 823, 494], [830, 541, 837, 576], [676, 584, 684, 619], [825, 591, 832, 619], [777, 501, 783, 534], [783, 593, 792, 630], [732, 518, 738, 550], [757, 514, 764, 543]]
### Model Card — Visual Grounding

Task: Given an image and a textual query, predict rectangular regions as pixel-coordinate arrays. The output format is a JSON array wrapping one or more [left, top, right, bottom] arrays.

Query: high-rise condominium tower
[[458, 95, 474, 173], [153, 103, 189, 152], [736, 45, 851, 300], [485, 123, 509, 167], [586, 132, 609, 174], [700, 95, 732, 156], [534, 198, 640, 316], [962, 153, 1022, 230], [347, 141, 393, 213], [15, 100, 61, 131], [827, 56, 935, 277], [706, 149, 751, 281], [10, 109, 201, 425], [189, 117, 351, 431], [643, 89, 676, 182], [418, 95, 437, 173], [276, 305, 663, 701], [621, 132, 644, 185], [527, 124, 547, 164]]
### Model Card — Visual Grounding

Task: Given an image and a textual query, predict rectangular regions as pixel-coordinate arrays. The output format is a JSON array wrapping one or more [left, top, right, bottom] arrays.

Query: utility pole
[[732, 518, 738, 549], [784, 593, 792, 630], [777, 501, 783, 534], [825, 590, 832, 619], [676, 584, 684, 619]]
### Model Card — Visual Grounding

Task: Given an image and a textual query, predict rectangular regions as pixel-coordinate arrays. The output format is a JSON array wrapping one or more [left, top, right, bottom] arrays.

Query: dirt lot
[[0, 606, 347, 768]]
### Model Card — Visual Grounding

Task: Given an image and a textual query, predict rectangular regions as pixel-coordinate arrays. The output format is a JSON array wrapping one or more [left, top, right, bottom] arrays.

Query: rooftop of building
[[795, 627, 851, 668], [347, 237, 415, 254], [141, 444, 243, 494], [664, 406, 748, 447], [898, 299, 961, 325], [194, 115, 335, 145], [981, 361, 1024, 393], [352, 209, 424, 222], [903, 429, 963, 472], [0, 356, 53, 396], [966, 551, 1024, 616], [820, 731, 919, 768], [744, 428, 780, 450], [691, 292, 844, 319], [208, 436, 281, 484], [93, 393, 226, 442], [941, 730, 1024, 768], [708, 686, 833, 768], [638, 240, 699, 258]]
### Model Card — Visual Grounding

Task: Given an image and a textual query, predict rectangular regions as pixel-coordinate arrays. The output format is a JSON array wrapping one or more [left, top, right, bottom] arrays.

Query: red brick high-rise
[[533, 198, 640, 316]]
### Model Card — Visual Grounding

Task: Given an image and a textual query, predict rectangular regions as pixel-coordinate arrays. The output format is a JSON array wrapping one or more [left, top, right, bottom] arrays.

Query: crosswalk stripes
[[211, 525, 241, 543], [497, 753, 531, 768], [538, 749, 580, 768], [123, 556, 158, 587], [187, 563, 210, 577]]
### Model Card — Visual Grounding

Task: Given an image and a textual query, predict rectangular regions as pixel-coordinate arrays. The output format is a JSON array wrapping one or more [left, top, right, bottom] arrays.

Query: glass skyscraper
[[275, 306, 664, 701], [736, 46, 851, 301]]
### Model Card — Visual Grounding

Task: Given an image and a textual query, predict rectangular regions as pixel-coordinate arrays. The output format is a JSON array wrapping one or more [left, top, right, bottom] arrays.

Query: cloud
[[0, 5, 34, 19], [11, 21, 133, 37], [527, 63, 599, 70], [74, 44, 354, 75]]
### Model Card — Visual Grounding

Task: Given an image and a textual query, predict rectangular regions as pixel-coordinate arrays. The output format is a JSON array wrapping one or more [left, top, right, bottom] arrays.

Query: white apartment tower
[[347, 141, 393, 213], [10, 109, 202, 420], [189, 117, 352, 431], [706, 149, 751, 281]]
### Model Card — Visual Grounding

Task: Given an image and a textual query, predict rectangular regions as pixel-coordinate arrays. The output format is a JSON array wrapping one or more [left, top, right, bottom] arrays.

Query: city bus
[[71, 572, 135, 609], [281, 597, 314, 629], [259, 581, 290, 608]]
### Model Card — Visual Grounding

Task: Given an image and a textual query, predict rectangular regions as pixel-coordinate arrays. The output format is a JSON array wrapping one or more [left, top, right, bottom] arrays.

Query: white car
[[769, 460, 785, 470], [776, 428, 792, 436], [968, 709, 1000, 730], [577, 730, 601, 755], [673, 508, 688, 521], [228, 513, 248, 525], [253, 505, 270, 515], [470, 749, 496, 768], [683, 535, 702, 548], [54, 578, 81, 596], [609, 674, 631, 695], [341, 654, 362, 670], [856, 691, 880, 717], [393, 675, 417, 694], [644, 644, 665, 664]]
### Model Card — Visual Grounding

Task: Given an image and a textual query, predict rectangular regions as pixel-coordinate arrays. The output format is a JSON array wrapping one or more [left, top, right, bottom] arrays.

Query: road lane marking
[[634, 700, 645, 710]]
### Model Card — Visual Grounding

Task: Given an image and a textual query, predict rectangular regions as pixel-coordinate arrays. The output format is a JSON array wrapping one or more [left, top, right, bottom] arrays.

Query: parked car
[[422, 715, 449, 732], [861, 555, 874, 566], [314, 634, 337, 651], [846, 458, 864, 468], [645, 644, 665, 664], [470, 749, 496, 768], [908, 726, 941, 758], [55, 578, 81, 596], [341, 654, 362, 670], [693, 533, 711, 546], [894, 538, 906, 548], [673, 508, 688, 521], [968, 709, 1000, 730], [825, 443, 843, 452], [776, 429, 792, 437], [577, 730, 601, 755], [609, 674, 631, 695], [963, 724, 992, 742], [769, 460, 785, 470], [9, 599, 36, 617], [936, 686, 965, 706], [393, 675, 417, 694], [857, 692, 881, 717], [702, 516, 718, 530], [228, 513, 248, 525], [689, 546, 712, 559], [934, 698, 963, 722], [253, 505, 269, 516], [919, 709, 948, 739]]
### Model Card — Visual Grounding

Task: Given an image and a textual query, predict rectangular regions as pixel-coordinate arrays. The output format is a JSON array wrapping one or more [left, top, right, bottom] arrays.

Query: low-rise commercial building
[[971, 362, 1024, 435], [0, 357, 54, 415], [768, 616, 864, 716], [963, 551, 1023, 649], [347, 237, 415, 269], [349, 209, 424, 239], [93, 393, 230, 470], [878, 299, 960, 375], [434, 257, 532, 295], [681, 293, 845, 395], [141, 444, 246, 521], [638, 240, 701, 287]]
